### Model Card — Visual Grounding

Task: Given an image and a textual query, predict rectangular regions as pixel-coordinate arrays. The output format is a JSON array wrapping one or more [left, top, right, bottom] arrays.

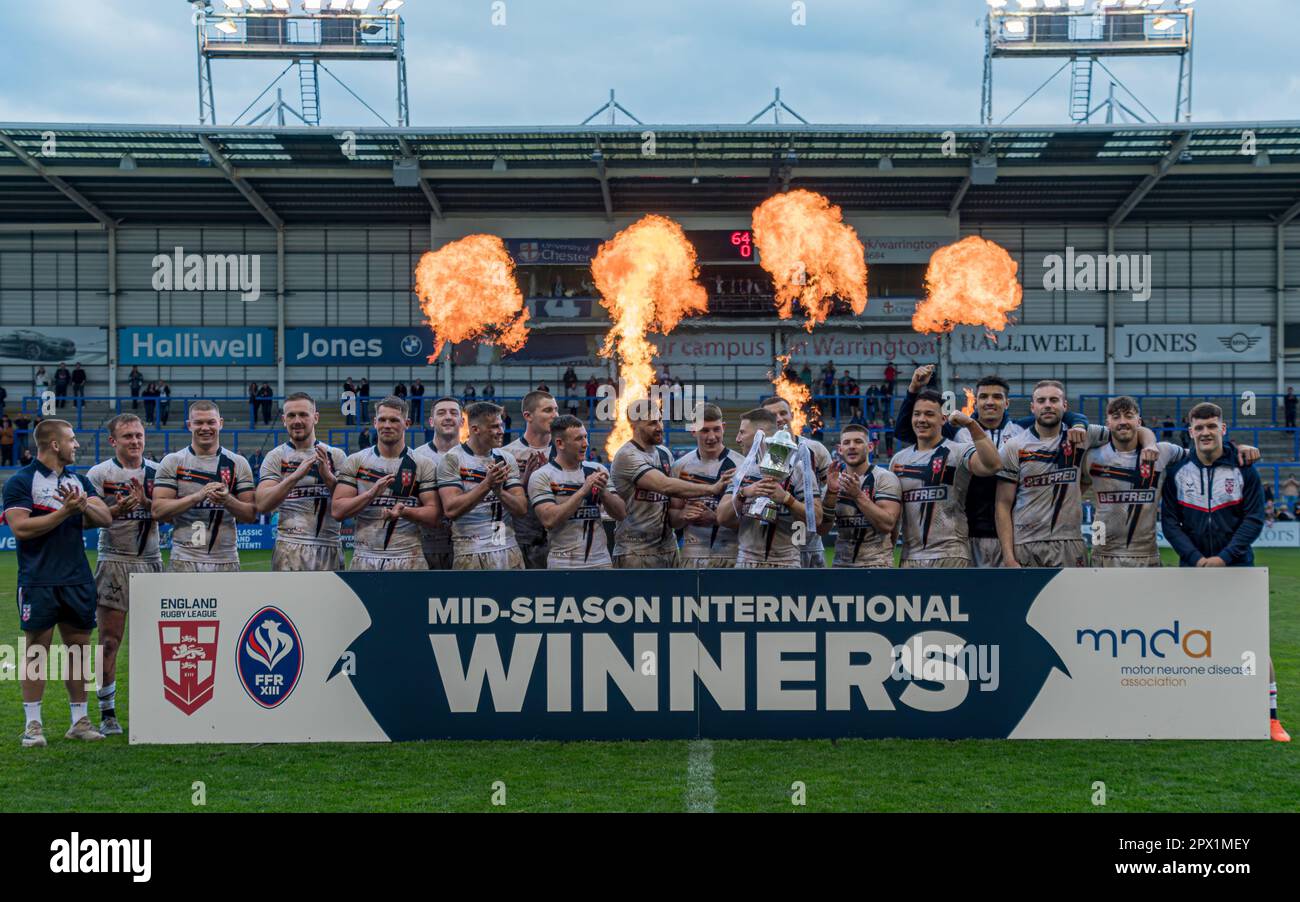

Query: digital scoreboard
[[684, 229, 759, 263]]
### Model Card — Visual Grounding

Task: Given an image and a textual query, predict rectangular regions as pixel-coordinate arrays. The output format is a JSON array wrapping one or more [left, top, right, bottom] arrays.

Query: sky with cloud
[[0, 0, 1295, 128]]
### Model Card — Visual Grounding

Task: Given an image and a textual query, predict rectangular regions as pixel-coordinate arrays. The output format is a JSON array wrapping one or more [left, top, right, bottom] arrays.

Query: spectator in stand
[[53, 363, 70, 409], [394, 381, 408, 404], [34, 366, 48, 400], [144, 382, 158, 426], [1278, 506, 1296, 522], [585, 374, 599, 417], [129, 366, 143, 410], [463, 383, 477, 404], [358, 378, 371, 422], [358, 426, 372, 450], [1179, 413, 1191, 448], [882, 415, 895, 456], [883, 362, 897, 396], [343, 377, 357, 425], [1160, 416, 1176, 443], [1282, 475, 1300, 515], [0, 417, 13, 466], [800, 363, 813, 387], [410, 378, 425, 425], [248, 381, 260, 426], [849, 409, 868, 429], [0, 383, 7, 412], [537, 381, 550, 394], [866, 383, 880, 420], [482, 381, 495, 402], [258, 382, 274, 425], [1286, 386, 1298, 430], [19, 447, 33, 466], [502, 410, 513, 442], [158, 381, 172, 426], [563, 366, 578, 399], [13, 413, 30, 461], [821, 363, 835, 398], [847, 377, 861, 417], [71, 363, 87, 411], [1264, 501, 1277, 527]]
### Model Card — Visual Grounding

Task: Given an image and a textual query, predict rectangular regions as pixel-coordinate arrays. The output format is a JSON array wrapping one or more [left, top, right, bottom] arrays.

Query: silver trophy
[[747, 428, 799, 524]]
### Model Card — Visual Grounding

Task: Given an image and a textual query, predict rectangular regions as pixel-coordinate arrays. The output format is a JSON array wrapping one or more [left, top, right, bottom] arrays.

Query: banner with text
[[1115, 325, 1272, 363], [119, 327, 276, 366], [285, 327, 437, 366], [950, 325, 1106, 364], [129, 568, 1268, 743], [785, 331, 941, 366]]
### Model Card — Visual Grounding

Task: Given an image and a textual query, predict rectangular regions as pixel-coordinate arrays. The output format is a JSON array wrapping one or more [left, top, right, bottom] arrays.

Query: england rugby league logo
[[159, 621, 220, 715], [237, 606, 303, 709]]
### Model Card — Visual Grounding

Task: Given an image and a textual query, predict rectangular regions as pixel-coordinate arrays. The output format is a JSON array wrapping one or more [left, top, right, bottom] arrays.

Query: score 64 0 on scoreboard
[[684, 229, 759, 263]]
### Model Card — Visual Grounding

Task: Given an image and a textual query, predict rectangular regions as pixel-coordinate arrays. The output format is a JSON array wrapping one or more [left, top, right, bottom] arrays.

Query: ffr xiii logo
[[237, 606, 303, 709]]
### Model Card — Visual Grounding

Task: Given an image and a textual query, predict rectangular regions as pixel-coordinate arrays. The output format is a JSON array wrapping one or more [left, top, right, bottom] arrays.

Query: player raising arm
[[889, 390, 999, 569]]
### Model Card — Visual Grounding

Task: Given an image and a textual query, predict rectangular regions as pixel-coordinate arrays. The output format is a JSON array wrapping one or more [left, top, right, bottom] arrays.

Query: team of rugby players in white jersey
[[18, 365, 1287, 742]]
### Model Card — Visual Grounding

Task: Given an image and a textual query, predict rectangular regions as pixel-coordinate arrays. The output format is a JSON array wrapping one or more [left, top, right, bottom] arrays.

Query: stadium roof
[[1, 121, 1299, 227]]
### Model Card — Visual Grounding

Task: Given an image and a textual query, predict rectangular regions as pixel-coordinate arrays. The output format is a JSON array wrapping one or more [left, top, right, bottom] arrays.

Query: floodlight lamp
[[1004, 18, 1027, 34], [215, 18, 239, 33]]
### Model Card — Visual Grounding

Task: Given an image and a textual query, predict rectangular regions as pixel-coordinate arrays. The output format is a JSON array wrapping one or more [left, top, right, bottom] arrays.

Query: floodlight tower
[[981, 0, 1195, 125], [192, 0, 410, 127]]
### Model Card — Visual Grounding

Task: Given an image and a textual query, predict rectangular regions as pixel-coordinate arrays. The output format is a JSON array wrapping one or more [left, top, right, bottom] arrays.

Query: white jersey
[[412, 442, 454, 556], [832, 465, 902, 567], [259, 441, 347, 548], [1086, 440, 1185, 559], [155, 446, 255, 565], [527, 461, 614, 568], [337, 446, 437, 559], [611, 440, 678, 557], [890, 440, 978, 563], [86, 457, 162, 563], [501, 437, 552, 548], [436, 443, 523, 555], [728, 464, 811, 568], [998, 424, 1109, 544], [671, 448, 743, 560]]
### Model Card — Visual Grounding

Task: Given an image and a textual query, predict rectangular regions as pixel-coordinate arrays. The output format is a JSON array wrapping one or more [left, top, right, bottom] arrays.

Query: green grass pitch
[[0, 548, 1296, 813]]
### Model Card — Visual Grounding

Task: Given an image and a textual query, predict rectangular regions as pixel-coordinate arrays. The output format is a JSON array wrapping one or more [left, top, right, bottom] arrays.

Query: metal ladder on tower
[[1068, 56, 1094, 124], [298, 60, 321, 126]]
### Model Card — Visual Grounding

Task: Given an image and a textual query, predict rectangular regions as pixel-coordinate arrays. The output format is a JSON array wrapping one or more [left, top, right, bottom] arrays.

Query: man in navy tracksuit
[[1161, 401, 1289, 741]]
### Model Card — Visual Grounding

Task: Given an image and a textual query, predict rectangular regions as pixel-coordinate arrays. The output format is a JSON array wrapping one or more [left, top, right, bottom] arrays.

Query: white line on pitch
[[686, 739, 716, 813]]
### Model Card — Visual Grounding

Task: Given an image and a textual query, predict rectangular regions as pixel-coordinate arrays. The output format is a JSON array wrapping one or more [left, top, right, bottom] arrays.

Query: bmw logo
[[401, 335, 423, 357]]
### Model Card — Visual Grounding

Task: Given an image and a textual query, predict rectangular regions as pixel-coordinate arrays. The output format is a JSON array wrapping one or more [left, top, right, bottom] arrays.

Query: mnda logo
[[1076, 620, 1211, 660], [237, 606, 303, 708]]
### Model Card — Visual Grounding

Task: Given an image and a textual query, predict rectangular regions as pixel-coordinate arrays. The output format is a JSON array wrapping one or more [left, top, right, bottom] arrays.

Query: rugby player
[[152, 401, 257, 573], [1086, 396, 1260, 567], [760, 396, 832, 568], [86, 414, 160, 735], [889, 390, 1000, 568], [1160, 402, 1288, 741], [412, 396, 462, 569], [437, 401, 529, 570], [502, 390, 559, 569], [895, 365, 1089, 566], [668, 403, 743, 568], [611, 403, 727, 569], [255, 393, 347, 571], [996, 381, 1155, 568], [821, 423, 901, 569], [3, 419, 112, 746], [527, 415, 626, 569], [717, 407, 820, 569], [332, 396, 441, 571]]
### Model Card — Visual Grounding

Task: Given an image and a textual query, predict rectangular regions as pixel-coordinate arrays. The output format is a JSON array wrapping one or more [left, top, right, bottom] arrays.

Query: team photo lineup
[[5, 369, 1287, 746]]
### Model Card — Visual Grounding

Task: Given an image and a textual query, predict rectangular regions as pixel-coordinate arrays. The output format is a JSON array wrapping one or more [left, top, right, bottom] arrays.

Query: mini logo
[[400, 334, 423, 357], [237, 606, 303, 709], [159, 621, 220, 715], [1219, 332, 1261, 354]]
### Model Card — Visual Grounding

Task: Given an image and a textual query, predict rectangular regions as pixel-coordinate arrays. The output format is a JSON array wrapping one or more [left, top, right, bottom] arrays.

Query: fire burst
[[413, 234, 530, 361], [912, 236, 1022, 335], [591, 215, 708, 457], [771, 353, 820, 437], [752, 189, 868, 331], [961, 387, 976, 417]]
